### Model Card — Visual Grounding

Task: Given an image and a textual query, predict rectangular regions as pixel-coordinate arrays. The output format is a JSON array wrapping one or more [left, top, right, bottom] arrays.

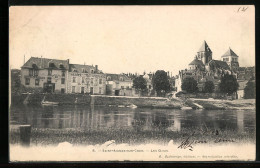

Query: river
[[10, 104, 255, 146]]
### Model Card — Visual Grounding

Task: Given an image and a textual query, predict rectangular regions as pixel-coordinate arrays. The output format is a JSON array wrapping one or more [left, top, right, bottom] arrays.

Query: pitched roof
[[189, 58, 204, 66], [105, 73, 132, 81], [221, 48, 238, 57], [208, 60, 230, 70], [69, 64, 99, 73], [198, 41, 212, 53], [21, 57, 69, 70]]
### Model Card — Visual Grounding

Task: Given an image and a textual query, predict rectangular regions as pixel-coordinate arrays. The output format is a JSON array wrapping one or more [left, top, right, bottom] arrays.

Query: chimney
[[41, 55, 42, 68], [95, 65, 98, 71]]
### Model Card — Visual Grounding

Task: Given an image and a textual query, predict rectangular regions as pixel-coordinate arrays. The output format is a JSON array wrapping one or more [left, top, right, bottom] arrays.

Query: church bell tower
[[221, 47, 239, 71], [197, 41, 212, 65]]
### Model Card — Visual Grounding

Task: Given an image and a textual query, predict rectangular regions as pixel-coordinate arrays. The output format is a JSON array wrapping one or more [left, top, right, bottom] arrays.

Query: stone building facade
[[67, 64, 106, 94], [21, 57, 69, 93], [105, 73, 134, 96]]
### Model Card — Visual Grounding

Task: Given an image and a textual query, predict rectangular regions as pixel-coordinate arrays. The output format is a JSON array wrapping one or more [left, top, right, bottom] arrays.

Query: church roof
[[221, 48, 238, 57], [198, 41, 212, 53], [189, 58, 204, 66], [208, 60, 230, 70]]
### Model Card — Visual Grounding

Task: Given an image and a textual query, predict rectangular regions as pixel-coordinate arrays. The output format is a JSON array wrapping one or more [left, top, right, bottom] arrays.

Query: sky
[[9, 5, 255, 76]]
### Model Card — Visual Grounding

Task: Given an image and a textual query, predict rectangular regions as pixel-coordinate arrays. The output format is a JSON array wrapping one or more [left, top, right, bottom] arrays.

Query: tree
[[133, 76, 147, 95], [219, 74, 239, 95], [204, 81, 215, 93], [181, 77, 198, 93], [152, 70, 171, 97], [11, 69, 21, 94], [244, 79, 255, 99]]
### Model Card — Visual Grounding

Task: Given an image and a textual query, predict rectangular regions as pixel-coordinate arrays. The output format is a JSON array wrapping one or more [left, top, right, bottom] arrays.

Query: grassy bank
[[10, 127, 255, 146]]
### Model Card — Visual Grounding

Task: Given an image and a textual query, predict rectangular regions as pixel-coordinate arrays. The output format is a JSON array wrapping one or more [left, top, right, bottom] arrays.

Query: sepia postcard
[[9, 5, 255, 161]]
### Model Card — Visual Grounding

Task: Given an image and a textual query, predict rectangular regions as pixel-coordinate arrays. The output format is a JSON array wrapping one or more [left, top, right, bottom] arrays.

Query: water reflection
[[10, 105, 255, 134]]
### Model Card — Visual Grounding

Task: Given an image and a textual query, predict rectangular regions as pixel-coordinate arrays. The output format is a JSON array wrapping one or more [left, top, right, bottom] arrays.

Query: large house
[[21, 57, 70, 93], [20, 57, 106, 94], [175, 41, 238, 92], [105, 73, 133, 96], [67, 64, 106, 94]]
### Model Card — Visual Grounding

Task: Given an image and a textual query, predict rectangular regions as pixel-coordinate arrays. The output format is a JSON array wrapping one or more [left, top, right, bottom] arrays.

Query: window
[[34, 70, 39, 76], [81, 87, 84, 94], [47, 77, 52, 83], [61, 88, 65, 93], [121, 86, 124, 89], [29, 69, 33, 76], [82, 77, 85, 83], [35, 79, 39, 86], [48, 69, 52, 76], [99, 78, 102, 84], [91, 69, 94, 73], [72, 86, 76, 93], [99, 87, 102, 94], [62, 71, 65, 77], [61, 78, 65, 84], [107, 76, 111, 80], [25, 78, 30, 85], [73, 77, 76, 83], [59, 64, 64, 69]]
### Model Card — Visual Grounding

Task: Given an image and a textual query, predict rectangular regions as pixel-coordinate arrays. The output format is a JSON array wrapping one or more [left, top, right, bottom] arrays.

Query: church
[[175, 41, 239, 92]]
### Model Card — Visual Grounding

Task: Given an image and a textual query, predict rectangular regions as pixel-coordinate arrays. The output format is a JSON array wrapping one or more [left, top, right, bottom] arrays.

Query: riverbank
[[10, 126, 255, 146], [189, 98, 255, 110], [11, 93, 255, 110]]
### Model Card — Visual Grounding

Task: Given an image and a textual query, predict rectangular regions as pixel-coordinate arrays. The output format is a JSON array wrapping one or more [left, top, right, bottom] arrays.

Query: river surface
[[10, 105, 255, 145]]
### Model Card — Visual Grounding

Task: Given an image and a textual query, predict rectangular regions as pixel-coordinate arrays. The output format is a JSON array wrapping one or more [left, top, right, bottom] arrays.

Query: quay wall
[[91, 95, 183, 108], [10, 93, 183, 109]]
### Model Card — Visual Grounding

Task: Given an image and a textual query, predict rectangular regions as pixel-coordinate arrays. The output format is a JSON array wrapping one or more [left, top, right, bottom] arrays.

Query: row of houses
[[20, 57, 133, 95]]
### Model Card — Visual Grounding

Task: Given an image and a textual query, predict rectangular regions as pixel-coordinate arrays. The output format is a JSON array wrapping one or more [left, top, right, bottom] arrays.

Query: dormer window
[[49, 63, 55, 68], [91, 69, 94, 73], [59, 64, 64, 69], [120, 77, 124, 81], [82, 68, 86, 73], [32, 63, 37, 69], [73, 69, 77, 72], [107, 76, 111, 80]]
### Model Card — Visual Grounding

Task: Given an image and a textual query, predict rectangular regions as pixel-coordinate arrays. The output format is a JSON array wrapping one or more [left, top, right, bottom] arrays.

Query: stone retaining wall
[[91, 95, 182, 108]]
